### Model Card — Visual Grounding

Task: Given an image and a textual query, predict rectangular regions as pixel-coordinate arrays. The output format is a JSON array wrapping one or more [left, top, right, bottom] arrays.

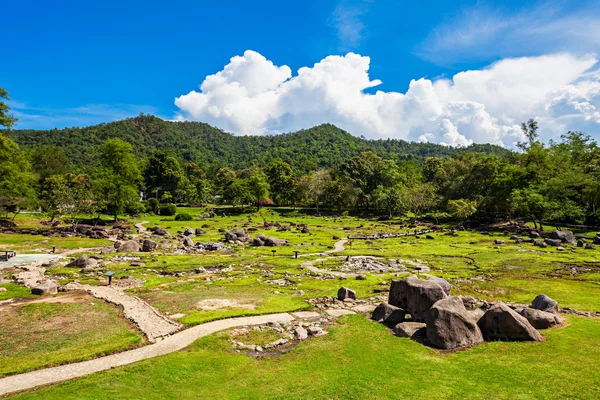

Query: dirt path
[[0, 313, 296, 397], [134, 221, 149, 233], [299, 239, 348, 258], [76, 284, 181, 343]]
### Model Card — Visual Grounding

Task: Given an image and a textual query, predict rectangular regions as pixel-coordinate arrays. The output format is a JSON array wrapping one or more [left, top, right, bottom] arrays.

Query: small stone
[[294, 327, 308, 340], [337, 287, 356, 301]]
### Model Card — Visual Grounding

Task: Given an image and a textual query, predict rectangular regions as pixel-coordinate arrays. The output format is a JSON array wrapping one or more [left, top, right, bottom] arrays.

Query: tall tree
[[94, 139, 141, 220], [0, 135, 36, 222], [40, 174, 96, 228], [0, 87, 17, 128]]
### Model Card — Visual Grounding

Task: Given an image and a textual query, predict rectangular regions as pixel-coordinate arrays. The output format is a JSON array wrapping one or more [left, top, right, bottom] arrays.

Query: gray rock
[[117, 240, 140, 252], [184, 228, 195, 236], [425, 296, 484, 350], [355, 274, 367, 281], [183, 237, 194, 247], [545, 238, 562, 247], [294, 326, 308, 340], [429, 276, 451, 296], [585, 243, 594, 250], [531, 293, 559, 315], [518, 307, 563, 329], [494, 239, 505, 245], [142, 239, 157, 252], [195, 228, 205, 235], [337, 287, 356, 301], [31, 280, 58, 295], [371, 302, 406, 323], [551, 230, 576, 244], [529, 231, 540, 238], [394, 322, 426, 338], [477, 302, 542, 341], [113, 241, 122, 249], [389, 276, 447, 322], [577, 240, 584, 248]]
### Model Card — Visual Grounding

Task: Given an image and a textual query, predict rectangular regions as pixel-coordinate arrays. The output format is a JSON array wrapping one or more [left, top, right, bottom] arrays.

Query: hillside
[[5, 115, 511, 174]]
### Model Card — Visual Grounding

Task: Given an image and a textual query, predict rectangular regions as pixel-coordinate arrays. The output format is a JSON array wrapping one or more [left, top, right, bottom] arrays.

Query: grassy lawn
[[10, 314, 600, 399], [0, 293, 143, 377]]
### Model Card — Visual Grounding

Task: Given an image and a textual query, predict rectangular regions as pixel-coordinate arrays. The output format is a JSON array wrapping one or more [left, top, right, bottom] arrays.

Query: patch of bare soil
[[196, 298, 257, 311]]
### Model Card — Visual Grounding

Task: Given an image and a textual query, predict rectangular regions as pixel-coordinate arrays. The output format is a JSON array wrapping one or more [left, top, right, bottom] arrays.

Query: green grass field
[[2, 207, 600, 398], [0, 294, 143, 377], [9, 314, 600, 400]]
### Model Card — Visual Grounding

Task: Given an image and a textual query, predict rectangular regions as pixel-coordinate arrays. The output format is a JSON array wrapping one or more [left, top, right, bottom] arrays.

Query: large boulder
[[425, 296, 484, 350], [117, 240, 140, 252], [67, 254, 96, 268], [518, 307, 563, 329], [371, 302, 406, 323], [183, 236, 194, 247], [389, 276, 447, 322], [429, 277, 451, 296], [477, 302, 542, 341], [31, 280, 58, 295], [184, 228, 195, 236], [337, 287, 356, 301], [142, 239, 158, 252], [551, 230, 576, 245], [531, 293, 559, 315]]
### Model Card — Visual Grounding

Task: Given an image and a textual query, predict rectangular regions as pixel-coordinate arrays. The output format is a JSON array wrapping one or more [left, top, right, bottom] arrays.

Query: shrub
[[146, 198, 159, 214], [159, 203, 177, 216], [174, 212, 193, 221]]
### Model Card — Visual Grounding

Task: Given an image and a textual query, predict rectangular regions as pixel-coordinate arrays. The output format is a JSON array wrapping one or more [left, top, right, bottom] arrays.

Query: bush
[[146, 198, 159, 214], [125, 201, 145, 216], [159, 203, 177, 216], [174, 212, 193, 221]]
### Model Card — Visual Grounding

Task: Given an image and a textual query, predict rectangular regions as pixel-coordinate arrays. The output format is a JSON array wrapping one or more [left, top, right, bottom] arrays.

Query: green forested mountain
[[6, 115, 510, 174]]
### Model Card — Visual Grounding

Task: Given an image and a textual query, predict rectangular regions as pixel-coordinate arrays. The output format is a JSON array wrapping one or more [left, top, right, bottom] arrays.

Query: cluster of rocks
[[252, 233, 287, 247], [223, 228, 251, 244], [0, 223, 134, 240], [338, 256, 407, 273], [372, 276, 563, 350], [230, 319, 328, 354]]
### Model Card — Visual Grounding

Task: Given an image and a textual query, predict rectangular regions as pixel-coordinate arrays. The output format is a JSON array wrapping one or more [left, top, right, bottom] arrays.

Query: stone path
[[0, 313, 296, 397], [134, 220, 149, 233], [78, 284, 181, 343], [299, 239, 348, 258], [302, 257, 358, 279]]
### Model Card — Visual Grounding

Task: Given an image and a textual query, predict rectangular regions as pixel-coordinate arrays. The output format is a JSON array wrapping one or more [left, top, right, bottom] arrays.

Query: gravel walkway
[[80, 284, 181, 343], [0, 313, 295, 397]]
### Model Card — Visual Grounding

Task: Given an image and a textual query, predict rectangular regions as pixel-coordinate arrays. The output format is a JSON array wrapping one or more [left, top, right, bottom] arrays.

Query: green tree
[[224, 179, 253, 208], [0, 135, 36, 222], [0, 88, 17, 128], [30, 145, 72, 181], [94, 139, 141, 220], [265, 158, 298, 205], [246, 167, 270, 209], [40, 174, 96, 228], [306, 169, 331, 213], [447, 199, 478, 220], [144, 151, 190, 202]]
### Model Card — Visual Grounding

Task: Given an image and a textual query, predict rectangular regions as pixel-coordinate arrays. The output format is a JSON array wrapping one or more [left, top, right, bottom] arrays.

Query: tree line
[[1, 87, 599, 228]]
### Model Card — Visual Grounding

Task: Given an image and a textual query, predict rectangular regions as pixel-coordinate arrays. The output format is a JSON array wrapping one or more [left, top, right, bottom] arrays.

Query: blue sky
[[3, 0, 600, 146]]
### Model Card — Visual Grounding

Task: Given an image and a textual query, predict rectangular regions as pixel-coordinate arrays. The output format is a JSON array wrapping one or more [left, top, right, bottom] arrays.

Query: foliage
[[174, 212, 193, 221], [0, 87, 17, 128], [39, 174, 96, 226], [93, 139, 142, 220], [0, 134, 37, 220], [159, 203, 177, 216]]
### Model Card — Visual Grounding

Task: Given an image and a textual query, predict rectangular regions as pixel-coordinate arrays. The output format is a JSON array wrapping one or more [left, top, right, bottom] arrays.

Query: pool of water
[[0, 254, 63, 269]]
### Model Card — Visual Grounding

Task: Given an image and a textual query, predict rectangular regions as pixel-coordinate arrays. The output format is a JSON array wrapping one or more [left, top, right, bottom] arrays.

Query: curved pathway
[[0, 313, 295, 397], [299, 239, 348, 258], [134, 220, 149, 233]]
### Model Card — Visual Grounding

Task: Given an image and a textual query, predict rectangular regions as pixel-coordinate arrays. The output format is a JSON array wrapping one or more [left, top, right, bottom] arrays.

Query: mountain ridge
[[4, 115, 511, 174]]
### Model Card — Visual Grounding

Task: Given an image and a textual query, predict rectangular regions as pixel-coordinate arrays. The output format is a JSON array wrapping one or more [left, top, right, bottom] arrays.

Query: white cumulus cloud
[[174, 50, 600, 147]]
